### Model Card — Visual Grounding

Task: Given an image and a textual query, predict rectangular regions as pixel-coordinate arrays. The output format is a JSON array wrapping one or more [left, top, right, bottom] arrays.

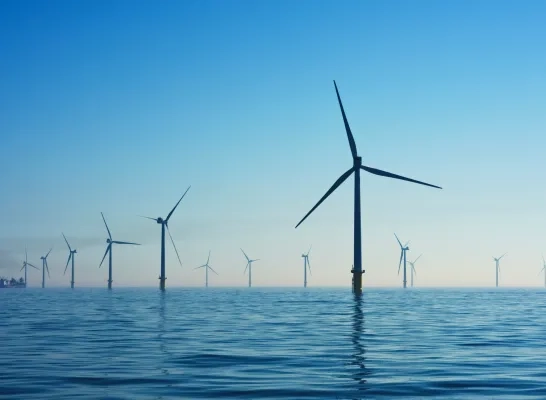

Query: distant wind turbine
[[194, 251, 218, 287], [408, 254, 422, 288], [536, 255, 546, 287], [100, 212, 140, 289], [20, 248, 38, 287], [241, 248, 259, 288], [301, 246, 312, 288], [40, 248, 52, 288], [139, 186, 190, 290], [493, 253, 506, 287], [395, 234, 410, 288], [295, 81, 442, 294], [62, 233, 77, 289]]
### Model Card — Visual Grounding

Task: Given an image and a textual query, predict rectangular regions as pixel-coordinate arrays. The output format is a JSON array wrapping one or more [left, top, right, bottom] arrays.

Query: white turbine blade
[[252, 259, 260, 263], [397, 250, 403, 274], [307, 258, 312, 276], [412, 265, 417, 275], [499, 253, 507, 260], [194, 265, 206, 270], [209, 266, 219, 275], [542, 254, 545, 265], [240, 248, 250, 262], [45, 247, 53, 258], [138, 215, 157, 221], [414, 254, 422, 264], [99, 244, 111, 267], [244, 262, 249, 274], [20, 265, 25, 272], [394, 233, 403, 248], [306, 245, 312, 256], [101, 212, 112, 240], [113, 240, 140, 245], [166, 225, 182, 267], [165, 185, 191, 222], [25, 247, 28, 263], [45, 259, 50, 278], [63, 253, 72, 275], [206, 250, 211, 265], [62, 233, 71, 252], [28, 262, 39, 270]]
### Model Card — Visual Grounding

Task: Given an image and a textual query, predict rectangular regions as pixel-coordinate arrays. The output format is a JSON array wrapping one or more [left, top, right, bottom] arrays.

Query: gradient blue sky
[[1, 0, 546, 288]]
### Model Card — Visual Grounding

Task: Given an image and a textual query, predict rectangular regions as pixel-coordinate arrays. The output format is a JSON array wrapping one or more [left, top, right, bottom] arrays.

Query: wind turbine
[[99, 212, 140, 289], [20, 248, 38, 287], [194, 251, 218, 287], [493, 253, 506, 287], [395, 234, 410, 288], [40, 248, 52, 288], [139, 186, 190, 290], [295, 81, 442, 294], [301, 246, 312, 288], [62, 233, 77, 289], [536, 255, 546, 287], [241, 248, 259, 288], [408, 254, 422, 288]]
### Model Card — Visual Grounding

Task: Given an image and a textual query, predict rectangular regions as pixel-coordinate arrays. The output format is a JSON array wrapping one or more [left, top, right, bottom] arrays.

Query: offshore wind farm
[[3, 2, 546, 398]]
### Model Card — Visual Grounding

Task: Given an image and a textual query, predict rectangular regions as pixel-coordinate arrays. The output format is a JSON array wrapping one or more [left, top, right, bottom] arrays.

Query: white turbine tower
[[241, 248, 259, 288], [40, 248, 52, 288], [62, 233, 77, 289], [194, 251, 218, 287], [20, 248, 38, 287], [408, 254, 422, 288], [493, 253, 506, 287], [395, 233, 410, 288], [301, 246, 312, 288]]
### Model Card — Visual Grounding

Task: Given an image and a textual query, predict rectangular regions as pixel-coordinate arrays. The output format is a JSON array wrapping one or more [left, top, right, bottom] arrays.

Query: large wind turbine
[[139, 186, 190, 290], [20, 248, 38, 287], [241, 248, 259, 288], [395, 234, 410, 288], [100, 212, 140, 289], [40, 248, 52, 288], [62, 233, 77, 289], [493, 253, 506, 287], [194, 251, 218, 287], [295, 81, 442, 294], [301, 246, 312, 288], [408, 254, 422, 288], [536, 255, 546, 287]]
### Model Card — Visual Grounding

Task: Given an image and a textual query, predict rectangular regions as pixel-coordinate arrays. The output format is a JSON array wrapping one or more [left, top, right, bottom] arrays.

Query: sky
[[1, 0, 546, 288]]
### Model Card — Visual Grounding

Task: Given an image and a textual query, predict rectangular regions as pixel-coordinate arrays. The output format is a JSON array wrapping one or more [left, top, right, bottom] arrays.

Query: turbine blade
[[209, 266, 219, 275], [166, 185, 191, 222], [240, 248, 250, 262], [20, 265, 24, 271], [28, 262, 39, 270], [62, 233, 71, 251], [538, 267, 544, 275], [138, 215, 157, 221], [398, 250, 403, 275], [25, 247, 28, 263], [394, 233, 403, 248], [412, 265, 417, 275], [333, 80, 358, 158], [64, 253, 72, 275], [543, 254, 545, 265], [45, 260, 50, 278], [166, 225, 182, 267], [295, 167, 354, 228], [404, 241, 410, 248], [253, 259, 260, 262], [307, 245, 312, 256], [361, 165, 442, 189], [206, 250, 211, 265], [414, 254, 422, 264], [45, 247, 53, 258], [499, 253, 507, 260], [99, 244, 111, 267], [194, 265, 206, 270], [113, 241, 141, 245], [307, 258, 312, 276], [101, 212, 112, 240], [244, 262, 249, 274]]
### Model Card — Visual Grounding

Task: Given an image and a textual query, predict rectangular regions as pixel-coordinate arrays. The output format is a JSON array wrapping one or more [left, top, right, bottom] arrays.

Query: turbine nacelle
[[353, 156, 362, 166], [156, 217, 164, 224], [106, 238, 112, 244]]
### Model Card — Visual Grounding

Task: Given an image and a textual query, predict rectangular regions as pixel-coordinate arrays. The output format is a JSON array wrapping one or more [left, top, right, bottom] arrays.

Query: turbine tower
[[139, 186, 190, 290], [99, 212, 140, 289], [408, 254, 422, 288], [493, 253, 506, 287], [20, 248, 38, 287], [241, 248, 259, 288], [62, 233, 77, 289], [40, 248, 52, 288], [295, 81, 442, 294], [301, 246, 312, 288], [395, 234, 410, 288], [194, 251, 218, 287], [536, 255, 546, 287]]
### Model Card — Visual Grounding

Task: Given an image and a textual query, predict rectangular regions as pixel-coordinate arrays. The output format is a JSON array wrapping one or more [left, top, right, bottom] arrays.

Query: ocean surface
[[1, 288, 546, 399]]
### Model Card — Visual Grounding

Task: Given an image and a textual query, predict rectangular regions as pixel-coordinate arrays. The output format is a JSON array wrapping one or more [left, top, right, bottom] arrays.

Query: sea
[[1, 288, 546, 399]]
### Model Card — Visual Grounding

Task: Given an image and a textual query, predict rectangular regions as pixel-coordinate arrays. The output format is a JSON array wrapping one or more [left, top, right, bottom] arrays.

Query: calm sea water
[[1, 288, 546, 399]]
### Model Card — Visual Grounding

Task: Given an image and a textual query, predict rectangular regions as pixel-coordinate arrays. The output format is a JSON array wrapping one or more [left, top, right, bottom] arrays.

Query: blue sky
[[1, 0, 546, 288]]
